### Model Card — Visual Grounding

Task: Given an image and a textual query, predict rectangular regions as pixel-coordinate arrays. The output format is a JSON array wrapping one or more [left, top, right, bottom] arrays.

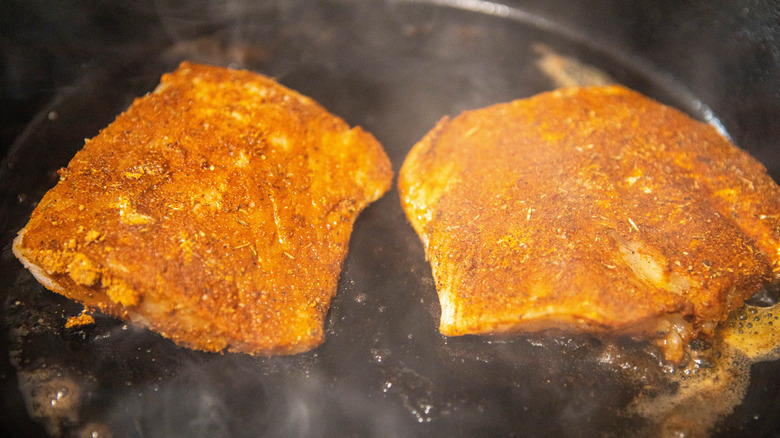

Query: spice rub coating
[[13, 62, 393, 355], [399, 85, 780, 361]]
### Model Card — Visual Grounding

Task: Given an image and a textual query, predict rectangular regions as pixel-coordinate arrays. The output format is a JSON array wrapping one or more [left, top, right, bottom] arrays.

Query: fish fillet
[[13, 62, 392, 355], [399, 85, 780, 361]]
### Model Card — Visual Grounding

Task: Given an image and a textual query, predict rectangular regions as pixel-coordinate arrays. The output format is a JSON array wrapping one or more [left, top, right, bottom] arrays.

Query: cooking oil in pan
[[627, 302, 780, 438]]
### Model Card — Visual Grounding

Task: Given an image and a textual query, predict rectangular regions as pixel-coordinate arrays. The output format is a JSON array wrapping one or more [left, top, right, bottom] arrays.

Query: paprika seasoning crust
[[399, 85, 780, 362], [13, 62, 393, 356]]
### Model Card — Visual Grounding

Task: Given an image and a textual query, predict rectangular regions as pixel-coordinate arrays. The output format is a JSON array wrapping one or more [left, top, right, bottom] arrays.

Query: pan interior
[[2, 1, 779, 437]]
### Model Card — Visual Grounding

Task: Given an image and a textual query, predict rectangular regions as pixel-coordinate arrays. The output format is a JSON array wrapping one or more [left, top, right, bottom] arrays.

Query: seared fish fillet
[[399, 85, 780, 361], [13, 62, 392, 355]]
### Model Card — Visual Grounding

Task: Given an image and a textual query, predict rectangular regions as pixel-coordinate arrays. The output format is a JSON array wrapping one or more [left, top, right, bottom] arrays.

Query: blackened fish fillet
[[399, 85, 780, 361], [13, 62, 393, 355]]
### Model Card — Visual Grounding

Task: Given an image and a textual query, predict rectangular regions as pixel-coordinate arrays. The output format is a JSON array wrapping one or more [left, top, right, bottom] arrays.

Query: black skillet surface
[[2, 1, 780, 437]]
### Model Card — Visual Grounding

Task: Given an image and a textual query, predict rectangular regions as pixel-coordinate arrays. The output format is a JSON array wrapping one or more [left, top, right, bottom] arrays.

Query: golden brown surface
[[399, 85, 780, 361], [13, 62, 392, 355]]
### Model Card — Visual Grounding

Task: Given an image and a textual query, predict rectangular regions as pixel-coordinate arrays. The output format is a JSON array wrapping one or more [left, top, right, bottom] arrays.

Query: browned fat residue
[[533, 43, 615, 88], [628, 302, 780, 438], [65, 309, 96, 328]]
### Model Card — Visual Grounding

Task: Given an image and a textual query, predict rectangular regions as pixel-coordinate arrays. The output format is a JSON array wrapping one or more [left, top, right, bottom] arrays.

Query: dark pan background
[[1, 1, 779, 437]]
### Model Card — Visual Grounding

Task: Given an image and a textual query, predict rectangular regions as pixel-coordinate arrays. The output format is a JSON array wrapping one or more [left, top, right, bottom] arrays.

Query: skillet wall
[[2, 0, 779, 168]]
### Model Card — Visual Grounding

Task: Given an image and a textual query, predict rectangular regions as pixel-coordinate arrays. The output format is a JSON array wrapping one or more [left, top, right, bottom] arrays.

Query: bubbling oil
[[628, 303, 780, 438]]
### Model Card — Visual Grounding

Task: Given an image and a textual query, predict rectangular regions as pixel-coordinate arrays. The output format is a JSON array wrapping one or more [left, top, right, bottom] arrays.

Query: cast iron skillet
[[2, 1, 779, 437]]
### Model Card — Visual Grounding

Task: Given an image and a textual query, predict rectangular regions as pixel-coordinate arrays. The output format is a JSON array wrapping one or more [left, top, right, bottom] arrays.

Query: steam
[[416, 0, 731, 137], [4, 1, 774, 437]]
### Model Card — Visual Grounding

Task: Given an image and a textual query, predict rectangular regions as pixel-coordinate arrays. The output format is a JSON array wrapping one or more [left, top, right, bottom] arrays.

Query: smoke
[[4, 1, 779, 437]]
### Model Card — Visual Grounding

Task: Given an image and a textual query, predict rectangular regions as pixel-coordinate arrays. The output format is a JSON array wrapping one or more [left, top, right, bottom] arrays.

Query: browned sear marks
[[14, 62, 392, 355]]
